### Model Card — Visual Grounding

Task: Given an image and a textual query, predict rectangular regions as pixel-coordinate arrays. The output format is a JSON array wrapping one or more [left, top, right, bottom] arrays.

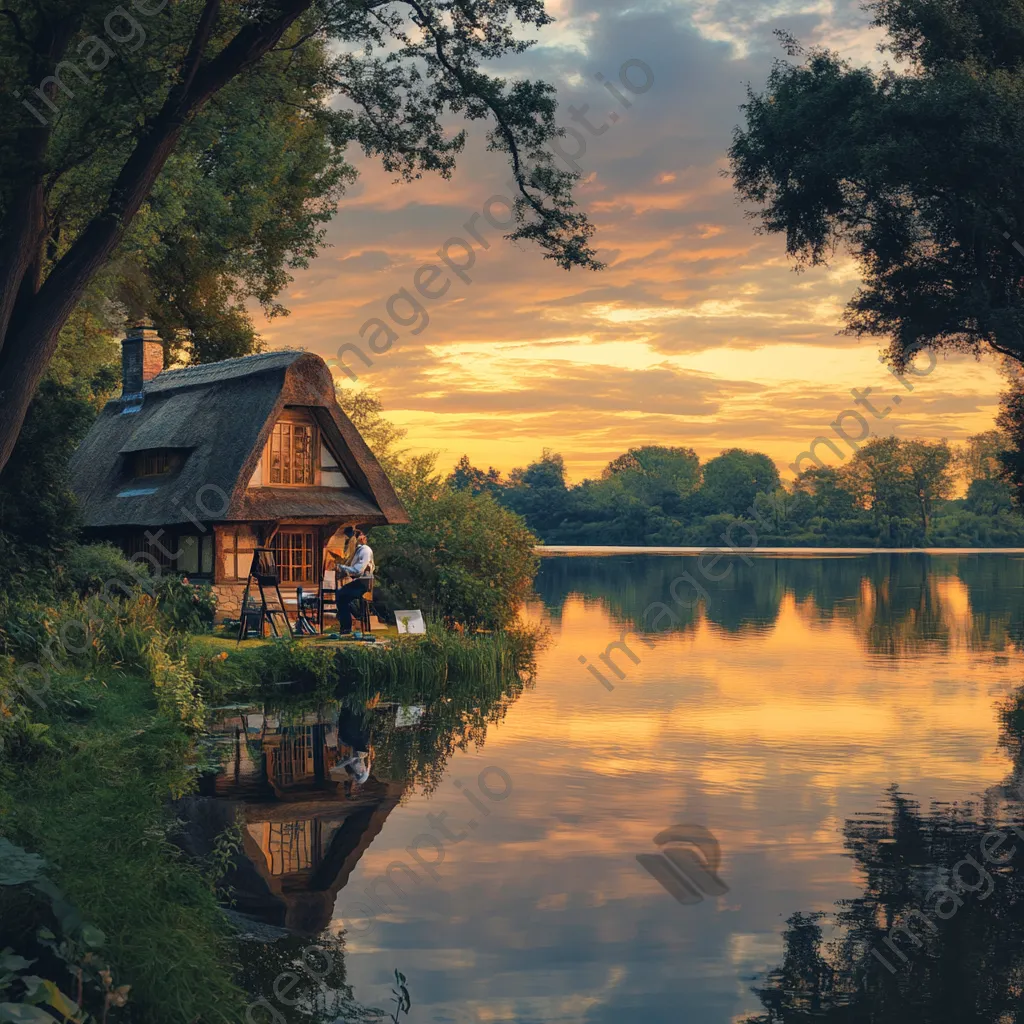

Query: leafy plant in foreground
[[389, 970, 411, 1023], [0, 838, 129, 1022]]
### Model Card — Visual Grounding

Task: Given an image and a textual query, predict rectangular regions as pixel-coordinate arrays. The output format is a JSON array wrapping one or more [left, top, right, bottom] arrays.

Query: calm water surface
[[218, 553, 1024, 1023]]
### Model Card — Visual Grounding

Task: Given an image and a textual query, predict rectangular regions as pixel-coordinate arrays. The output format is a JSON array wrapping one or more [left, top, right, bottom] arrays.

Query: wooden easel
[[237, 548, 293, 641]]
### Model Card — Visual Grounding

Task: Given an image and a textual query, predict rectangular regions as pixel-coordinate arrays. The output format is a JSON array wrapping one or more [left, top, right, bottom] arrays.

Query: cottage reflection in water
[[202, 704, 407, 934]]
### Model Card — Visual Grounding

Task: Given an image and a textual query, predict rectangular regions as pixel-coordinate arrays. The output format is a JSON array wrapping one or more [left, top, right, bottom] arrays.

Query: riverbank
[[0, 607, 539, 1023], [0, 670, 247, 1023]]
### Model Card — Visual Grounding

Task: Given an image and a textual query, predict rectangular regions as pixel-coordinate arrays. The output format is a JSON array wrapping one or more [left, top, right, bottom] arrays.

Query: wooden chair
[[294, 587, 319, 635], [358, 579, 374, 633], [318, 570, 337, 634]]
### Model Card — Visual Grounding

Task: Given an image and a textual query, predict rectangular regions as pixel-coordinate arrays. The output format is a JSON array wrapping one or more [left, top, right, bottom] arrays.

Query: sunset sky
[[254, 0, 1008, 483]]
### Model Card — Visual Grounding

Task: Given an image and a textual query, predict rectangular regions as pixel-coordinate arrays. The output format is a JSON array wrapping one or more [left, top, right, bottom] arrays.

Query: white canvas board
[[395, 610, 426, 634]]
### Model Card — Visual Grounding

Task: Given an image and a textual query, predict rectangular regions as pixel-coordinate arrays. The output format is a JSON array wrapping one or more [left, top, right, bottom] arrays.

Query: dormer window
[[135, 450, 174, 477], [267, 417, 317, 485]]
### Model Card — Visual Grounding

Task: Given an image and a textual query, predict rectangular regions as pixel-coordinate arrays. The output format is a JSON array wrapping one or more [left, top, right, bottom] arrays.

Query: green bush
[[0, 837, 132, 1023], [374, 482, 538, 630], [64, 542, 151, 598], [154, 575, 217, 633], [0, 593, 205, 746], [0, 658, 51, 763]]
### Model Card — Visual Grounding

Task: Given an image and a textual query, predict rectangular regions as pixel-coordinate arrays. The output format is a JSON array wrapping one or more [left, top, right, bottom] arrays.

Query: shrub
[[374, 480, 538, 630], [0, 837, 132, 1023], [148, 644, 206, 739], [154, 576, 217, 633], [0, 658, 51, 763], [0, 593, 205, 750], [64, 542, 151, 598]]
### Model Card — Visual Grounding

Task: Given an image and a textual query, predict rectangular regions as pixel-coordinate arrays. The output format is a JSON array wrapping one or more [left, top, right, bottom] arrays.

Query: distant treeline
[[446, 431, 1024, 547]]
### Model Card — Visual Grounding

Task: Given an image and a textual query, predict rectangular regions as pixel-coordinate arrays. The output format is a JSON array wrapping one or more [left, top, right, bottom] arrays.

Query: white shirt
[[341, 543, 373, 579]]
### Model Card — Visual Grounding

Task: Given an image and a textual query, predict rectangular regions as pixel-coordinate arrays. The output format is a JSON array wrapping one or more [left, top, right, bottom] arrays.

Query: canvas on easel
[[236, 548, 293, 641]]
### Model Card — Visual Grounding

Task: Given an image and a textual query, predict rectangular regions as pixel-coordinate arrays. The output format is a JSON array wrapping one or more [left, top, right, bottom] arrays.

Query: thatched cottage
[[69, 327, 409, 620]]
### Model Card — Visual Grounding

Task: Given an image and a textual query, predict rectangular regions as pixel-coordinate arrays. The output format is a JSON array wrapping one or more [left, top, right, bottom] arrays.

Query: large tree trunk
[[0, 0, 314, 476]]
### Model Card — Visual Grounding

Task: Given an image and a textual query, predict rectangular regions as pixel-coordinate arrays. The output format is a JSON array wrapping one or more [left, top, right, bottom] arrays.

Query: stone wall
[[213, 581, 310, 624], [212, 582, 247, 622]]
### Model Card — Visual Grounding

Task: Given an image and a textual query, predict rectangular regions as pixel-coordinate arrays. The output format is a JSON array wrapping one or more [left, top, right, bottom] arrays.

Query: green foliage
[[335, 387, 411, 477], [0, 306, 119, 594], [375, 483, 538, 630], [0, 0, 600, 480], [447, 455, 504, 496], [0, 671, 246, 1024], [966, 477, 1014, 515], [153, 576, 217, 634], [0, 593, 242, 1022], [728, 0, 1024, 372], [840, 436, 956, 538], [0, 838, 131, 1024], [695, 449, 781, 516], [603, 445, 701, 508], [0, 382, 96, 591], [499, 450, 571, 537], [64, 543, 150, 598], [188, 626, 538, 708], [487, 434, 1024, 547], [390, 970, 412, 1023], [0, 591, 206, 745], [113, 22, 355, 365], [202, 817, 245, 902], [148, 643, 205, 739], [954, 428, 1007, 485], [998, 371, 1024, 505]]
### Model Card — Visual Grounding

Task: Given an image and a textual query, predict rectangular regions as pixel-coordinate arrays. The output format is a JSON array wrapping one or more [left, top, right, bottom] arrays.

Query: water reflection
[[208, 554, 1024, 1021], [202, 659, 530, 935], [743, 685, 1024, 1023], [536, 552, 1024, 655], [202, 704, 408, 934]]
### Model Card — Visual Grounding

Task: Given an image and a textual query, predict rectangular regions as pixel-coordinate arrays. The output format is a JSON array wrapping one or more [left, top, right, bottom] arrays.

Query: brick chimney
[[121, 325, 164, 398]]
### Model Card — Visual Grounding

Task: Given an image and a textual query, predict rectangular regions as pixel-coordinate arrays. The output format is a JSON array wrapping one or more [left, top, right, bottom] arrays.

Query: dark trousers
[[336, 578, 370, 632]]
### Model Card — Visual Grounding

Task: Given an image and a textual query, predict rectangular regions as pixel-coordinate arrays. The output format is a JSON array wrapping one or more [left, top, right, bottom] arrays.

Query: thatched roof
[[69, 350, 409, 529]]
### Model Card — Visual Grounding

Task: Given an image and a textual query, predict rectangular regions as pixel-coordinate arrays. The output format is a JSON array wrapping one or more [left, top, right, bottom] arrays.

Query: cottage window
[[178, 535, 214, 575], [124, 531, 175, 569], [122, 531, 214, 577], [268, 421, 316, 485], [272, 530, 316, 583], [136, 450, 172, 477], [179, 536, 200, 574]]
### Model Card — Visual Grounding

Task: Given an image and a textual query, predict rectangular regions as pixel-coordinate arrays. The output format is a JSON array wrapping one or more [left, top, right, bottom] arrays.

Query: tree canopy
[[0, 0, 600, 475], [602, 445, 701, 509], [696, 448, 781, 516], [465, 433, 1024, 548], [729, 0, 1024, 374]]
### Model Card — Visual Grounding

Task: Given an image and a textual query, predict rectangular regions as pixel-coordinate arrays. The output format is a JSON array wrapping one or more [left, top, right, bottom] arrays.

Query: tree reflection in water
[[535, 552, 1024, 657], [742, 684, 1024, 1024]]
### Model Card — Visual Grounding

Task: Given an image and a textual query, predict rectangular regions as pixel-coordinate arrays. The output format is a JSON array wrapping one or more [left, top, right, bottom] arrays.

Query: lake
[[216, 552, 1024, 1023]]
